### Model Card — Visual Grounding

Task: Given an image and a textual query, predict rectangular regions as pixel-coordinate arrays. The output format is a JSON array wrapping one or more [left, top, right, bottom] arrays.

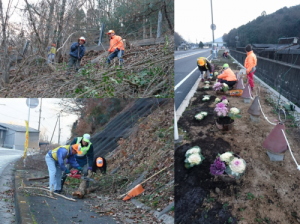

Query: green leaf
[[236, 114, 242, 118]]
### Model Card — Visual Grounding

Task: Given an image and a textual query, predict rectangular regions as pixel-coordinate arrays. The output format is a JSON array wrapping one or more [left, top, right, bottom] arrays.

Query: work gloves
[[65, 169, 70, 174], [77, 167, 83, 171]]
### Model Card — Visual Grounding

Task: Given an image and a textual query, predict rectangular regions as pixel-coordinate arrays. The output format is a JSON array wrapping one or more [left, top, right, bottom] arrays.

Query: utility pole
[[210, 0, 215, 44], [38, 99, 42, 133], [50, 115, 59, 145], [58, 113, 60, 145]]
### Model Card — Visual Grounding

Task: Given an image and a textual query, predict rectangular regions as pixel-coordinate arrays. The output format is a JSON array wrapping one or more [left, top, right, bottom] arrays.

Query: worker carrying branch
[[45, 144, 82, 193], [47, 43, 56, 64], [66, 37, 86, 75], [244, 44, 257, 92], [197, 57, 213, 82], [217, 63, 237, 89], [106, 30, 125, 67]]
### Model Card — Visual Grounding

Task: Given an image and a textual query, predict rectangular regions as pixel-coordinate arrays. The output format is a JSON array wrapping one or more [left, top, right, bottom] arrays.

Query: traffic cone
[[247, 96, 260, 122], [241, 83, 251, 103], [263, 123, 288, 161], [236, 77, 244, 90], [123, 184, 145, 201]]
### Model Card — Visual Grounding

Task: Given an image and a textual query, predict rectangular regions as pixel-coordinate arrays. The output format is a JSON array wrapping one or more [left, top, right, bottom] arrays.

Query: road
[[0, 147, 23, 224], [175, 48, 211, 110]]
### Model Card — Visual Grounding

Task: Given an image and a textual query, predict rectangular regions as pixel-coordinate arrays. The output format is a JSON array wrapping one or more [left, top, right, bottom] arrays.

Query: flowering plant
[[195, 111, 208, 121], [213, 82, 223, 91], [215, 98, 221, 104], [202, 95, 211, 101], [228, 107, 242, 120], [222, 99, 229, 105], [214, 102, 228, 117], [214, 72, 219, 77], [203, 84, 210, 90], [210, 152, 246, 179], [205, 81, 210, 84], [184, 146, 205, 169], [222, 83, 229, 92]]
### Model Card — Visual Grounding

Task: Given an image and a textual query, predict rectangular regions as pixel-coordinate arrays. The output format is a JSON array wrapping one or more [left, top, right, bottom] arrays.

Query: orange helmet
[[51, 43, 56, 47], [72, 144, 81, 153], [107, 30, 115, 35], [96, 157, 104, 167], [198, 58, 205, 66]]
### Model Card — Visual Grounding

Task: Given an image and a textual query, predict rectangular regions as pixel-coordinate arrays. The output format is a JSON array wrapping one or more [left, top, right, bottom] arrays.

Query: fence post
[[174, 105, 179, 140]]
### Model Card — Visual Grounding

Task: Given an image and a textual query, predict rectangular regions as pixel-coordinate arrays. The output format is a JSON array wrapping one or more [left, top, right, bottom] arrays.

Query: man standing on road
[[244, 44, 257, 92], [66, 37, 86, 75], [197, 57, 213, 82], [66, 134, 94, 187], [105, 30, 125, 68]]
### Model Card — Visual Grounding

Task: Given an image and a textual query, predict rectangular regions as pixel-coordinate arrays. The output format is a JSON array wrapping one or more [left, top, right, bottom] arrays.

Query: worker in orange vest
[[217, 63, 237, 89], [244, 44, 257, 91], [106, 30, 125, 67]]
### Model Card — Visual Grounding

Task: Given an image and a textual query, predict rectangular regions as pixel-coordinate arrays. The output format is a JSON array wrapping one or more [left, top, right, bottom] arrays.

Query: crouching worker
[[92, 157, 107, 175], [197, 57, 213, 82], [45, 144, 82, 193], [105, 30, 125, 68], [217, 63, 237, 89], [223, 51, 228, 58]]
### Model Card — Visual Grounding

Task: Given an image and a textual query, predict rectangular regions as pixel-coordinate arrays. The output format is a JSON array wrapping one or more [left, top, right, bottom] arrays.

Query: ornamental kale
[[210, 157, 226, 175], [214, 102, 228, 117]]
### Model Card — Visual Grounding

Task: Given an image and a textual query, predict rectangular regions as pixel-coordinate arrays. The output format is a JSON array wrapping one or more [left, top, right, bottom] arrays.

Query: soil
[[217, 117, 234, 125], [175, 138, 238, 224], [176, 68, 300, 224]]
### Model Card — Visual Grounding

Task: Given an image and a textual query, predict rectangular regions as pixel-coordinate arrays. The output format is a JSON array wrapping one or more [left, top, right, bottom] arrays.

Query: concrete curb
[[131, 199, 174, 224], [14, 159, 34, 224]]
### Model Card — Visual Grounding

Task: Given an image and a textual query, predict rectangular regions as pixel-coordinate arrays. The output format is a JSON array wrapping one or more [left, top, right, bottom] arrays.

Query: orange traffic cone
[[123, 184, 145, 201]]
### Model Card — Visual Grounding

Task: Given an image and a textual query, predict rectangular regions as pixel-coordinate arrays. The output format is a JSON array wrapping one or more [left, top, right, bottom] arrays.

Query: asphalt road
[[175, 49, 212, 110], [0, 147, 23, 224]]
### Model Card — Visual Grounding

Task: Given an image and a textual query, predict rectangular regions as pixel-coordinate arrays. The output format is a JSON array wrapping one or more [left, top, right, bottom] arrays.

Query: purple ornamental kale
[[213, 82, 223, 91], [221, 96, 227, 101], [214, 102, 228, 117], [210, 157, 226, 175]]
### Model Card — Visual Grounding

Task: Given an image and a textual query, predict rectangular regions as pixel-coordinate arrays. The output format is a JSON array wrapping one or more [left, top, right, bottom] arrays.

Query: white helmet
[[82, 133, 90, 143], [79, 37, 86, 42]]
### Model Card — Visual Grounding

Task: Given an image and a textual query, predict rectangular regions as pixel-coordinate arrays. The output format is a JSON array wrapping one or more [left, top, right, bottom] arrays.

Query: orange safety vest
[[217, 68, 237, 81], [108, 35, 125, 52]]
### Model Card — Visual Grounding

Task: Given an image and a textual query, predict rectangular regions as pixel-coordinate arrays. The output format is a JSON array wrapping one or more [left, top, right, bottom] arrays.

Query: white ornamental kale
[[230, 107, 240, 115], [220, 152, 233, 163], [187, 153, 201, 165], [203, 96, 210, 101], [229, 158, 246, 173], [205, 81, 210, 84], [200, 112, 208, 116], [222, 99, 229, 105], [186, 147, 200, 155], [215, 98, 221, 103], [195, 113, 204, 120], [223, 83, 228, 87]]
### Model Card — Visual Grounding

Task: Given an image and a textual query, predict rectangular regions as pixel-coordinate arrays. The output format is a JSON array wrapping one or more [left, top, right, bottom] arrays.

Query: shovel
[[119, 166, 170, 201]]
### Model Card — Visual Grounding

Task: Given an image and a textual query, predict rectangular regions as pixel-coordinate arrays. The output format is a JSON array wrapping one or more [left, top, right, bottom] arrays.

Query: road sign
[[26, 98, 39, 108], [210, 24, 216, 30]]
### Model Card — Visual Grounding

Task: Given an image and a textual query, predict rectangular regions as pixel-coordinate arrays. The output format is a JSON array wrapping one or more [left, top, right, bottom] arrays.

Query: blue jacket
[[70, 137, 94, 168], [48, 147, 79, 171], [69, 42, 85, 59]]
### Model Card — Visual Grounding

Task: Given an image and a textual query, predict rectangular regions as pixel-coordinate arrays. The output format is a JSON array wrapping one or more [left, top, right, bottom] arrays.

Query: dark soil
[[197, 87, 212, 92], [175, 138, 238, 224], [191, 94, 216, 107], [217, 117, 234, 125]]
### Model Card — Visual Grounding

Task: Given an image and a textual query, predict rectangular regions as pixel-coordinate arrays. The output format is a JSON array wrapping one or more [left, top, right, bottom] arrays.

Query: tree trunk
[[72, 170, 93, 199], [157, 10, 162, 38], [44, 0, 55, 49], [0, 0, 10, 84], [56, 0, 67, 62], [149, 22, 153, 38], [163, 0, 173, 34]]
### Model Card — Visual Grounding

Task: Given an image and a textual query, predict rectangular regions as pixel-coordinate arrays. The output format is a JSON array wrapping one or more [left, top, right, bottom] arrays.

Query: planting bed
[[175, 60, 300, 224]]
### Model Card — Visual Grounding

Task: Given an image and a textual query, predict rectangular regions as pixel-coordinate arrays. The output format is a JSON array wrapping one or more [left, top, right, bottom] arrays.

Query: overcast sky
[[0, 99, 78, 145], [175, 0, 300, 43]]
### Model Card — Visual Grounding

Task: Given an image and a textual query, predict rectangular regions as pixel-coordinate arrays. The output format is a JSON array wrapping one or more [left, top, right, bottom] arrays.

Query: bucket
[[215, 118, 234, 131]]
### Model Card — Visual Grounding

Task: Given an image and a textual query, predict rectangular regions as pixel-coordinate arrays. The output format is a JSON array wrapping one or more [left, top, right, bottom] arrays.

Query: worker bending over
[[197, 57, 213, 82]]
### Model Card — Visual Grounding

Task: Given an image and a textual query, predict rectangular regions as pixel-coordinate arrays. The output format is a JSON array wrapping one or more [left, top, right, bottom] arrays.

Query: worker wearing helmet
[[45, 144, 82, 193], [217, 63, 237, 89], [66, 134, 94, 187], [197, 57, 213, 82], [91, 157, 107, 174], [47, 43, 56, 65], [106, 30, 125, 67], [66, 36, 86, 75]]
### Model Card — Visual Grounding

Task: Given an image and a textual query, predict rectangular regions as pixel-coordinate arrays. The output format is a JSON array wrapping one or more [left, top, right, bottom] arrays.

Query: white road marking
[[175, 50, 211, 60]]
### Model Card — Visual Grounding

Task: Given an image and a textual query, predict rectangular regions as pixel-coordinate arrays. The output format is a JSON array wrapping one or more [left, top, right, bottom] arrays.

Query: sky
[[0, 99, 78, 145], [175, 0, 300, 43]]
